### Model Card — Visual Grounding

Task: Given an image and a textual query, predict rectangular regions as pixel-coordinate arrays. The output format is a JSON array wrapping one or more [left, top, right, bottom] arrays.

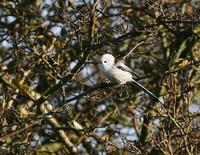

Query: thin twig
[[123, 41, 145, 60], [0, 120, 42, 140]]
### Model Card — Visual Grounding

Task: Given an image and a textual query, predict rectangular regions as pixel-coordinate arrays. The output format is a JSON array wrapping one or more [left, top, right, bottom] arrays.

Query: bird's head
[[99, 54, 115, 71]]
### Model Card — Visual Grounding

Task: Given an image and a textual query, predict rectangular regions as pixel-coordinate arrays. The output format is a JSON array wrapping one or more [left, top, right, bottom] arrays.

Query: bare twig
[[0, 120, 42, 140], [40, 103, 77, 154], [123, 41, 145, 60]]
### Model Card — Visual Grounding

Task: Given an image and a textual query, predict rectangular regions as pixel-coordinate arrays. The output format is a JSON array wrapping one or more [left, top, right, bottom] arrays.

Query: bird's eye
[[104, 61, 107, 63]]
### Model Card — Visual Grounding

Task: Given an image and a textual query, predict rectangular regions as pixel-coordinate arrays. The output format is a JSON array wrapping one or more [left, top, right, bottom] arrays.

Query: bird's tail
[[131, 79, 161, 103]]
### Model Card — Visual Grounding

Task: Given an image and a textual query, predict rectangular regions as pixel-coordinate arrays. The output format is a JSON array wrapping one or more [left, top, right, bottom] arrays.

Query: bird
[[98, 53, 160, 103]]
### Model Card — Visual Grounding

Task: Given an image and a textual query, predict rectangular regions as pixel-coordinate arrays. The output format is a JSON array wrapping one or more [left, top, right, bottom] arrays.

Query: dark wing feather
[[116, 61, 140, 78]]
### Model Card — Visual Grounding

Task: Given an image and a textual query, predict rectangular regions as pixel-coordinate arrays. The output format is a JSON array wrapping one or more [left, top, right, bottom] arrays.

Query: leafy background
[[0, 0, 200, 154]]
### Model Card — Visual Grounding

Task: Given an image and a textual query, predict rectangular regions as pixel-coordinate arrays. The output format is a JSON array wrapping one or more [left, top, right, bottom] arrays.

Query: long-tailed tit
[[99, 53, 160, 102]]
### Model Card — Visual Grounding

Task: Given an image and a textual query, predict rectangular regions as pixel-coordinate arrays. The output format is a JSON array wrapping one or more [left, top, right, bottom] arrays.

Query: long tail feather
[[131, 79, 161, 103]]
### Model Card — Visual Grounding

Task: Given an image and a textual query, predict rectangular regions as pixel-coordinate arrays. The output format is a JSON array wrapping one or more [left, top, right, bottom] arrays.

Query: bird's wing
[[116, 61, 133, 73], [116, 61, 141, 78]]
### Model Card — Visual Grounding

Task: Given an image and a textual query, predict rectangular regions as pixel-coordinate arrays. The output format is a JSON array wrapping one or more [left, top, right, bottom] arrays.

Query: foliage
[[0, 0, 200, 154]]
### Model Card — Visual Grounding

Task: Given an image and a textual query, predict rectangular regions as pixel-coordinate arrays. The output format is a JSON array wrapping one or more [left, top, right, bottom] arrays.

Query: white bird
[[99, 53, 160, 102]]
